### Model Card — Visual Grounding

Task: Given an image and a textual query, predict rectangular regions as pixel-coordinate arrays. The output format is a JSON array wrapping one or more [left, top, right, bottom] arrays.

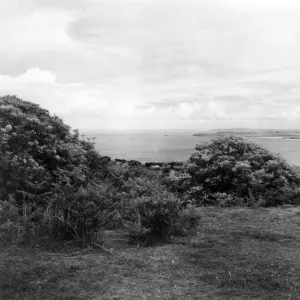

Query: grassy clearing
[[1, 206, 300, 300]]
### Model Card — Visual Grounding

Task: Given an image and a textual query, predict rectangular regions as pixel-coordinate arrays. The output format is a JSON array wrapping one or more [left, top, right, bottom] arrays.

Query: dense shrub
[[122, 192, 200, 246], [172, 136, 300, 207], [0, 95, 200, 245], [0, 95, 110, 242], [0, 95, 105, 200]]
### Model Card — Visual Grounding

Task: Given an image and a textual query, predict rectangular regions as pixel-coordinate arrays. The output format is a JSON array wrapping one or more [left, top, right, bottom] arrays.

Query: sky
[[1, 0, 300, 130]]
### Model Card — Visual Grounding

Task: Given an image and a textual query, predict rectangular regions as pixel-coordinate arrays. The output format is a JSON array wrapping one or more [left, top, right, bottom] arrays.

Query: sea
[[82, 130, 300, 166]]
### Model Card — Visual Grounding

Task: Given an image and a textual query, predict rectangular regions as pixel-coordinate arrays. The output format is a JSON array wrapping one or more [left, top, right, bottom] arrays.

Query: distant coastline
[[83, 128, 300, 165], [193, 129, 300, 140]]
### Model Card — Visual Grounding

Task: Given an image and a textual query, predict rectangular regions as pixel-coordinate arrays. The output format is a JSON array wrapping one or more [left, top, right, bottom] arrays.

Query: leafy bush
[[122, 192, 201, 246], [0, 95, 104, 198], [0, 95, 111, 242], [0, 95, 200, 245], [176, 136, 300, 207], [47, 183, 112, 242]]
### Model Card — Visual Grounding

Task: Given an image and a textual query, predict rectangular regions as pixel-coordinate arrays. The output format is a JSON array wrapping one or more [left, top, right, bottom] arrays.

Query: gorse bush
[[172, 136, 300, 207]]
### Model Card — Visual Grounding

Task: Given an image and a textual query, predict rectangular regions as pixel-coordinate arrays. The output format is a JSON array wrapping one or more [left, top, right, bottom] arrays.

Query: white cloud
[[0, 68, 108, 124], [18, 68, 56, 84], [242, 68, 300, 86], [227, 0, 300, 10], [0, 10, 76, 52], [0, 68, 57, 86], [1, 0, 300, 129]]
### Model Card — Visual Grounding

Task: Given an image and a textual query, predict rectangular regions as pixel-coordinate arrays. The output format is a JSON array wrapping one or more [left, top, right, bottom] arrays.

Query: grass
[[1, 206, 300, 299]]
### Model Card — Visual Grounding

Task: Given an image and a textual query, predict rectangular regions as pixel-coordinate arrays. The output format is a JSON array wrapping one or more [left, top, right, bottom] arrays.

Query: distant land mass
[[82, 129, 300, 165], [193, 129, 300, 140]]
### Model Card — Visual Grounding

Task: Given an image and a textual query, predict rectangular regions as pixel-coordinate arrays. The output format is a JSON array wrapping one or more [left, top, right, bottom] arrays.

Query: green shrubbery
[[0, 95, 199, 245], [6, 95, 300, 247], [0, 95, 110, 242], [122, 192, 200, 246], [169, 136, 300, 207]]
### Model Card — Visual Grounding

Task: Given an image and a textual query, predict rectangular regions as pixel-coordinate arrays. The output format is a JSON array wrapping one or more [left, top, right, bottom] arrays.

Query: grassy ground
[[1, 206, 300, 300]]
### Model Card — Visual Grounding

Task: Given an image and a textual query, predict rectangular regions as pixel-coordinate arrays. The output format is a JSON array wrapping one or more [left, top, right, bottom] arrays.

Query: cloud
[[0, 68, 56, 85], [1, 0, 300, 129], [213, 95, 250, 103], [0, 10, 75, 52], [0, 68, 57, 89], [0, 68, 108, 123]]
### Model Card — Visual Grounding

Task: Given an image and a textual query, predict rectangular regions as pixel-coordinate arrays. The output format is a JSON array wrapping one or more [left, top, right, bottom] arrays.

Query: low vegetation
[[1, 206, 300, 299], [1, 95, 300, 299]]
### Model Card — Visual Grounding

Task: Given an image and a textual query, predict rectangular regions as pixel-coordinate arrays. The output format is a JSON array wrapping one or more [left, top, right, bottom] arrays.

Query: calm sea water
[[83, 130, 300, 165]]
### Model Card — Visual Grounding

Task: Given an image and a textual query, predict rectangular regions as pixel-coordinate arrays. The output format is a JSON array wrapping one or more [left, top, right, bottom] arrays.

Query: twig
[[93, 242, 113, 255], [56, 216, 80, 241], [87, 245, 97, 254], [112, 238, 128, 242], [70, 248, 90, 256], [44, 252, 66, 256]]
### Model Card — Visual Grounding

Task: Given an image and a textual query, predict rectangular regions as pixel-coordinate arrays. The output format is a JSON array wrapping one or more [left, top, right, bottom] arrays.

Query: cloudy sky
[[1, 0, 300, 130]]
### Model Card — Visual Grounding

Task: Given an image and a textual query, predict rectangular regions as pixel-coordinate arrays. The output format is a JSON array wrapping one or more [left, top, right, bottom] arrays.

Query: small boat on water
[[164, 134, 171, 136]]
